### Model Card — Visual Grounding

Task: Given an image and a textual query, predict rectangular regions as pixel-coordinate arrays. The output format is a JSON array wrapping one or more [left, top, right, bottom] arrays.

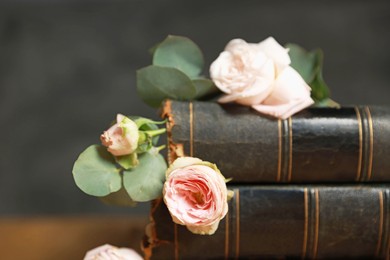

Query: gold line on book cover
[[376, 190, 384, 256], [277, 119, 282, 182], [189, 102, 194, 157], [288, 117, 293, 182], [235, 189, 240, 260], [360, 106, 374, 181], [302, 188, 309, 259], [355, 106, 363, 181], [365, 106, 374, 180], [281, 119, 289, 182], [313, 189, 320, 259], [380, 190, 390, 258]]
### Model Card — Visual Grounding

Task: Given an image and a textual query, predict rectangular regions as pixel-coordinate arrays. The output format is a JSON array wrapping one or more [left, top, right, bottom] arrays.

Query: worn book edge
[[142, 198, 173, 260], [160, 100, 185, 164]]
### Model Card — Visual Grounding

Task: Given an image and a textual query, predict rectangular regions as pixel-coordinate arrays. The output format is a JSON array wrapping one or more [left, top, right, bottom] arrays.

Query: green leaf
[[137, 65, 197, 108], [148, 42, 160, 56], [192, 78, 220, 99], [152, 35, 204, 78], [310, 65, 330, 102], [100, 186, 137, 207], [287, 43, 331, 103], [72, 145, 121, 197], [116, 153, 138, 170], [286, 43, 317, 83], [314, 98, 340, 108], [123, 149, 167, 202]]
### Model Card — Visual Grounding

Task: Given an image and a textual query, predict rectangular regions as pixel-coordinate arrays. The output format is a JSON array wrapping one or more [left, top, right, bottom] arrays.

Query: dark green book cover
[[163, 100, 390, 183], [144, 185, 390, 259]]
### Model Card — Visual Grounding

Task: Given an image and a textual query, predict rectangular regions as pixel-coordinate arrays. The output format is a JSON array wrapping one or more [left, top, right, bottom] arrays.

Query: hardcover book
[[144, 185, 390, 259], [163, 100, 390, 183]]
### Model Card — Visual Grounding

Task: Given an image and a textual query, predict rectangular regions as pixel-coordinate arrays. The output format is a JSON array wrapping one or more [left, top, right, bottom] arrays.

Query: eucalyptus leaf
[[100, 187, 137, 207], [137, 65, 197, 108], [72, 145, 121, 197], [123, 149, 167, 202], [148, 42, 160, 56], [310, 65, 330, 102], [287, 43, 331, 103], [116, 153, 138, 170], [192, 78, 220, 99], [153, 35, 204, 78], [286, 43, 317, 83]]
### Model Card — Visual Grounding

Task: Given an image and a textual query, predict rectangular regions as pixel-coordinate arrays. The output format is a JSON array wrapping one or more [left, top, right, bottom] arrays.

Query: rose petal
[[84, 244, 143, 260], [265, 66, 312, 104], [187, 220, 220, 235], [101, 114, 139, 156], [210, 52, 236, 94], [166, 157, 203, 178], [218, 59, 275, 105], [250, 66, 314, 119], [116, 248, 143, 260], [252, 97, 314, 119], [225, 38, 248, 53], [256, 36, 291, 73], [116, 113, 126, 123], [220, 81, 274, 107]]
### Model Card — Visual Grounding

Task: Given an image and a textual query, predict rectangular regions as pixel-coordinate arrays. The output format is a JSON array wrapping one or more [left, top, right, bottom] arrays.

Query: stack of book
[[144, 100, 390, 259]]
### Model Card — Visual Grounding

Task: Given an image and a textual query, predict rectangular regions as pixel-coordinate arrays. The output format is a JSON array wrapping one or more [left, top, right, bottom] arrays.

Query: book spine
[[144, 185, 390, 259], [162, 100, 390, 183]]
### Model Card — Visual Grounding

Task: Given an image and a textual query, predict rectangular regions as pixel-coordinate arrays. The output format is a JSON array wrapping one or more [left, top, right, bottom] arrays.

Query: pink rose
[[210, 37, 314, 119], [100, 114, 139, 156], [163, 157, 229, 235], [84, 244, 143, 260]]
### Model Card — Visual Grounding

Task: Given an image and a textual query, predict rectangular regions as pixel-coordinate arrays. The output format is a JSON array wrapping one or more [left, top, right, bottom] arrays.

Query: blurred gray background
[[0, 0, 389, 216]]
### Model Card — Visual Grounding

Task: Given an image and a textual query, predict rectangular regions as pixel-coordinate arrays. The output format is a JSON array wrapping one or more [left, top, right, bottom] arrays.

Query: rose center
[[192, 192, 204, 204]]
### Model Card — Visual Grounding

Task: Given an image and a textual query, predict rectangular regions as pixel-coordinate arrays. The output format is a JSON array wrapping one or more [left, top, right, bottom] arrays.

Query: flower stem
[[156, 145, 166, 152], [144, 128, 166, 137]]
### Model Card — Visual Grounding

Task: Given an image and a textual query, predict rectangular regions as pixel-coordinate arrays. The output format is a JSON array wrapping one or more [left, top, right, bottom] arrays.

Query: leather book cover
[[162, 100, 390, 183], [143, 185, 390, 259]]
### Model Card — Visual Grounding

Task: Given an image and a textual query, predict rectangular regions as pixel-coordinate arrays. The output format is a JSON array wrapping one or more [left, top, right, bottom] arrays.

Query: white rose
[[84, 244, 143, 260], [210, 37, 314, 119]]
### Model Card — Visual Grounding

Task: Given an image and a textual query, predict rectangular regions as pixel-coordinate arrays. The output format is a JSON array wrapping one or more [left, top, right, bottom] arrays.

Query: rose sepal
[[115, 152, 138, 170]]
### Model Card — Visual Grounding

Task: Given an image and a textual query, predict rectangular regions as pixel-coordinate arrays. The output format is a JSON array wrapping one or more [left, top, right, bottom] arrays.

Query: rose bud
[[100, 114, 139, 156], [163, 157, 229, 235], [84, 244, 143, 260], [210, 37, 314, 119]]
